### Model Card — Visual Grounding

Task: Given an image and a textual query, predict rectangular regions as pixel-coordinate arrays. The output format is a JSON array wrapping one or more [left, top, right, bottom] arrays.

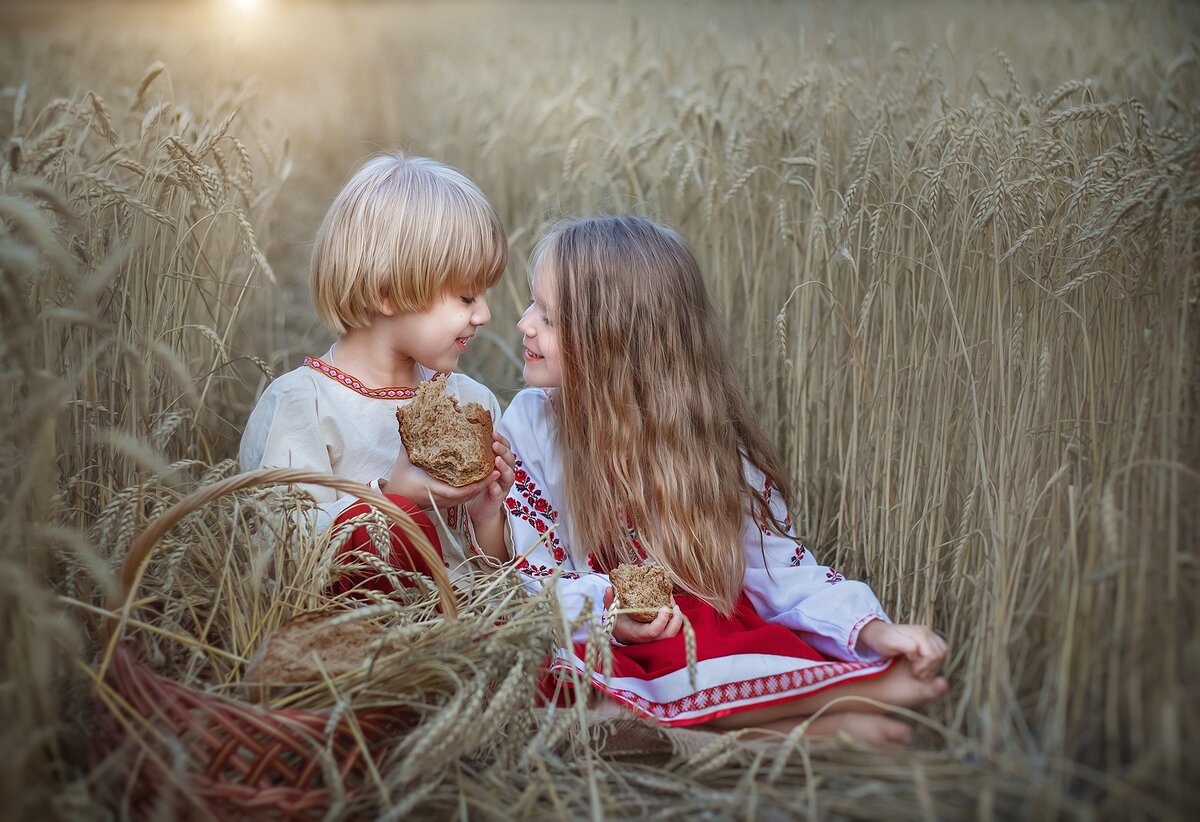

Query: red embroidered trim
[[553, 654, 892, 725], [846, 612, 883, 657], [304, 356, 447, 400]]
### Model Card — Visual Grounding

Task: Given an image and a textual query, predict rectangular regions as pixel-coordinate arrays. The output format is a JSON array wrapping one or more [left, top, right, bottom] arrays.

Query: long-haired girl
[[499, 216, 947, 745]]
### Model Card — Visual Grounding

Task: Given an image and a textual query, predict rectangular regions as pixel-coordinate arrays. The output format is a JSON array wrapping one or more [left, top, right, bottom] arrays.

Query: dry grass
[[1, 0, 1197, 818]]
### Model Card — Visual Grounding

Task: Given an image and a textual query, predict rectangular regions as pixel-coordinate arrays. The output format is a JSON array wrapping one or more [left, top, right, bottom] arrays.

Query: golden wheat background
[[1, 0, 1197, 818]]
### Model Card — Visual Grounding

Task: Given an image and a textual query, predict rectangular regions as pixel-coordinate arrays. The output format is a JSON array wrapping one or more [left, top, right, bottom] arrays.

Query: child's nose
[[472, 295, 491, 325], [516, 304, 534, 335]]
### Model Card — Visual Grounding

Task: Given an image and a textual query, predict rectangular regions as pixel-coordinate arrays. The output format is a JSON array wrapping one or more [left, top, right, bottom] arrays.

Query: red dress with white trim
[[498, 388, 894, 727]]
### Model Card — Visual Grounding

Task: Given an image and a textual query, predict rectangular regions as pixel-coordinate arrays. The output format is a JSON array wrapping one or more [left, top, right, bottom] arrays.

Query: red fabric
[[578, 592, 828, 680], [538, 591, 892, 723], [607, 592, 825, 675], [327, 494, 443, 596]]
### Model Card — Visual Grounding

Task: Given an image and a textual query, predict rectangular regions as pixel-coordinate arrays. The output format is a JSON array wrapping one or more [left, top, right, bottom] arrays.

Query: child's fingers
[[913, 633, 944, 679], [643, 606, 672, 636], [662, 605, 684, 639]]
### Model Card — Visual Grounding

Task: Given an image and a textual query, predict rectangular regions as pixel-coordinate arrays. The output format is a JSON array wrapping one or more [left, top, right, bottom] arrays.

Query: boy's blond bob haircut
[[311, 153, 507, 336]]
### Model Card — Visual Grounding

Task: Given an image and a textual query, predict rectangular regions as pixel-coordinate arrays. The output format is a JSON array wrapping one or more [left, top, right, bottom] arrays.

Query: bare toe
[[881, 717, 914, 748], [806, 713, 913, 749]]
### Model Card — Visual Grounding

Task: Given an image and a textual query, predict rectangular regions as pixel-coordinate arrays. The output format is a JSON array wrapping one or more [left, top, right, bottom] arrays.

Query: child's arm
[[740, 464, 894, 663], [496, 389, 613, 640], [464, 431, 517, 562]]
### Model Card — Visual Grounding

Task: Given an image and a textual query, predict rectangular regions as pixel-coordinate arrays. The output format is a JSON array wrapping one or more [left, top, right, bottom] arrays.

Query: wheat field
[[1, 0, 1197, 818]]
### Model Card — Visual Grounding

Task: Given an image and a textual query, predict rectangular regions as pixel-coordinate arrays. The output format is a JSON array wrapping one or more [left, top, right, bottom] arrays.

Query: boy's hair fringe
[[538, 215, 793, 616], [311, 152, 507, 336]]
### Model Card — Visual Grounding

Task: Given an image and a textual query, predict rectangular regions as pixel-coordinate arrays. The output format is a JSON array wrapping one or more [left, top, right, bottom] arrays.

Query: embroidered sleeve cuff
[[848, 612, 891, 662]]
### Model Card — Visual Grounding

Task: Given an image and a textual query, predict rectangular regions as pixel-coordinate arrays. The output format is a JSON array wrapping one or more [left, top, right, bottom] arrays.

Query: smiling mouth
[[455, 337, 471, 351], [523, 348, 544, 361]]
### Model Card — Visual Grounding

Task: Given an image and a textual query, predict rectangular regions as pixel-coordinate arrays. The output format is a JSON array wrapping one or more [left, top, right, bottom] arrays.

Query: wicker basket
[[93, 468, 457, 818]]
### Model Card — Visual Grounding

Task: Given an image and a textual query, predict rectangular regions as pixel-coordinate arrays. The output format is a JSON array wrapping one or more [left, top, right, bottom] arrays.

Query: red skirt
[[326, 494, 443, 597], [546, 591, 893, 727]]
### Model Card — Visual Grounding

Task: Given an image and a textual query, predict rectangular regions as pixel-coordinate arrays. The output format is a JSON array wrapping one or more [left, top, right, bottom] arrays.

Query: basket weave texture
[[93, 468, 455, 817]]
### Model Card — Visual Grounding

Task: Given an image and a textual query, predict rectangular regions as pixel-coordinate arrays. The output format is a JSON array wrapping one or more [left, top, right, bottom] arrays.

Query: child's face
[[386, 289, 492, 373], [517, 262, 562, 388]]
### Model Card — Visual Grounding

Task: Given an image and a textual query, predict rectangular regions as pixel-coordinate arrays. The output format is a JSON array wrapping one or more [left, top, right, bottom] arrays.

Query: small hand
[[465, 432, 516, 522], [857, 620, 948, 680], [602, 586, 683, 644], [386, 441, 499, 511]]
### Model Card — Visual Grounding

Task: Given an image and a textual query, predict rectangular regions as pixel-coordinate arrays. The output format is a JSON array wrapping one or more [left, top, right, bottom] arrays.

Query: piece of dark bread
[[242, 611, 399, 702], [609, 563, 673, 623], [396, 374, 493, 487]]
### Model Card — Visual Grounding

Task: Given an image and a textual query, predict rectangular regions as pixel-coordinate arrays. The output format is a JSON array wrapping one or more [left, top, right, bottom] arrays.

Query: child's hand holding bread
[[604, 563, 682, 644], [385, 375, 515, 561]]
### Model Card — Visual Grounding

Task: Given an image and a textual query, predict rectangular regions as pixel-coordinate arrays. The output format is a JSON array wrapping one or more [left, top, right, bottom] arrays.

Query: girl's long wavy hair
[[537, 216, 793, 616]]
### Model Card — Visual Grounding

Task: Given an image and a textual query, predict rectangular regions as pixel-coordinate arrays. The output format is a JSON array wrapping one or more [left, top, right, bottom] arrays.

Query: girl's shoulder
[[498, 388, 556, 443], [502, 387, 554, 420]]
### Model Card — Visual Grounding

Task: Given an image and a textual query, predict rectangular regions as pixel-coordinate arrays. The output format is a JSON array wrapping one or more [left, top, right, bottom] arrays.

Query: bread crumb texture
[[609, 563, 673, 622], [397, 374, 493, 487]]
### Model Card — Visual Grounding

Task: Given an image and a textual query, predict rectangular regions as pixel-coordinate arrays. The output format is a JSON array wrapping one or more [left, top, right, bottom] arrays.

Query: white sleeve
[[498, 391, 608, 641], [741, 465, 890, 662], [238, 379, 355, 532]]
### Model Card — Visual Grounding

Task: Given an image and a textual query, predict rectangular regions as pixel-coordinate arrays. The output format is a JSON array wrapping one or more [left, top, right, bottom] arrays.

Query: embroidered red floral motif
[[757, 474, 794, 534], [506, 458, 565, 565]]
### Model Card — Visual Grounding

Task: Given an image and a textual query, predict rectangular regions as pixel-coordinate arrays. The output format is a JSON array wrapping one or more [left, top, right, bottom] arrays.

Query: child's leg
[[704, 658, 947, 731], [328, 494, 443, 596], [743, 712, 915, 749]]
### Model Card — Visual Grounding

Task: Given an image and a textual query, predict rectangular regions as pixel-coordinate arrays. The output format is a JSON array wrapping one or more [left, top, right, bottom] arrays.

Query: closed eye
[[460, 295, 477, 305]]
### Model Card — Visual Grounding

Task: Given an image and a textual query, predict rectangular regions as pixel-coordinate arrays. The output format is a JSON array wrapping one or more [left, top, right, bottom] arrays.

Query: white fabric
[[548, 648, 893, 725], [238, 349, 502, 583], [497, 387, 890, 661]]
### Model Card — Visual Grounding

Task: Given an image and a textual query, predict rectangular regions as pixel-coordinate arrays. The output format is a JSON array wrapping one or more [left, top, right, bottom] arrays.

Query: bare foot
[[873, 659, 949, 710], [801, 712, 914, 749], [730, 712, 914, 749]]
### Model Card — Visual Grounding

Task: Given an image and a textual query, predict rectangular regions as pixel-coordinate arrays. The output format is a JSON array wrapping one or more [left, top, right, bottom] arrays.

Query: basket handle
[[103, 468, 459, 649]]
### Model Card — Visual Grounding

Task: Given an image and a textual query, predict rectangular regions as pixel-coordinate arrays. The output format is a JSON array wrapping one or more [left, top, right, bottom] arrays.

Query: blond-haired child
[[240, 152, 515, 593], [500, 216, 947, 747]]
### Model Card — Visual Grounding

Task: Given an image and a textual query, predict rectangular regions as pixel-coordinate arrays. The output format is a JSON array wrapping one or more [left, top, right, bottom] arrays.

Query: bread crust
[[242, 611, 400, 701], [609, 563, 674, 622], [396, 374, 493, 487]]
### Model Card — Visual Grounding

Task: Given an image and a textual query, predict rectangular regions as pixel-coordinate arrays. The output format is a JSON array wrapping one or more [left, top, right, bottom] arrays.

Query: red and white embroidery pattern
[[757, 475, 794, 534], [788, 545, 807, 567], [506, 458, 566, 565], [304, 356, 447, 400], [558, 658, 880, 722]]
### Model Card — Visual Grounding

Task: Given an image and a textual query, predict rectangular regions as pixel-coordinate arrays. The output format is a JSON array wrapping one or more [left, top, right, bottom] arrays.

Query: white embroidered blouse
[[238, 350, 503, 583], [497, 387, 891, 660]]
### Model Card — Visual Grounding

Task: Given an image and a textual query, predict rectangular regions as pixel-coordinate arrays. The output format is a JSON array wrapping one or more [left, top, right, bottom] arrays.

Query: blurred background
[[2, 0, 1197, 817]]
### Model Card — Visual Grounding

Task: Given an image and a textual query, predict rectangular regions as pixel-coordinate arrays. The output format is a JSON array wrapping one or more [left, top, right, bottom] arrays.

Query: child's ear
[[378, 294, 397, 317]]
